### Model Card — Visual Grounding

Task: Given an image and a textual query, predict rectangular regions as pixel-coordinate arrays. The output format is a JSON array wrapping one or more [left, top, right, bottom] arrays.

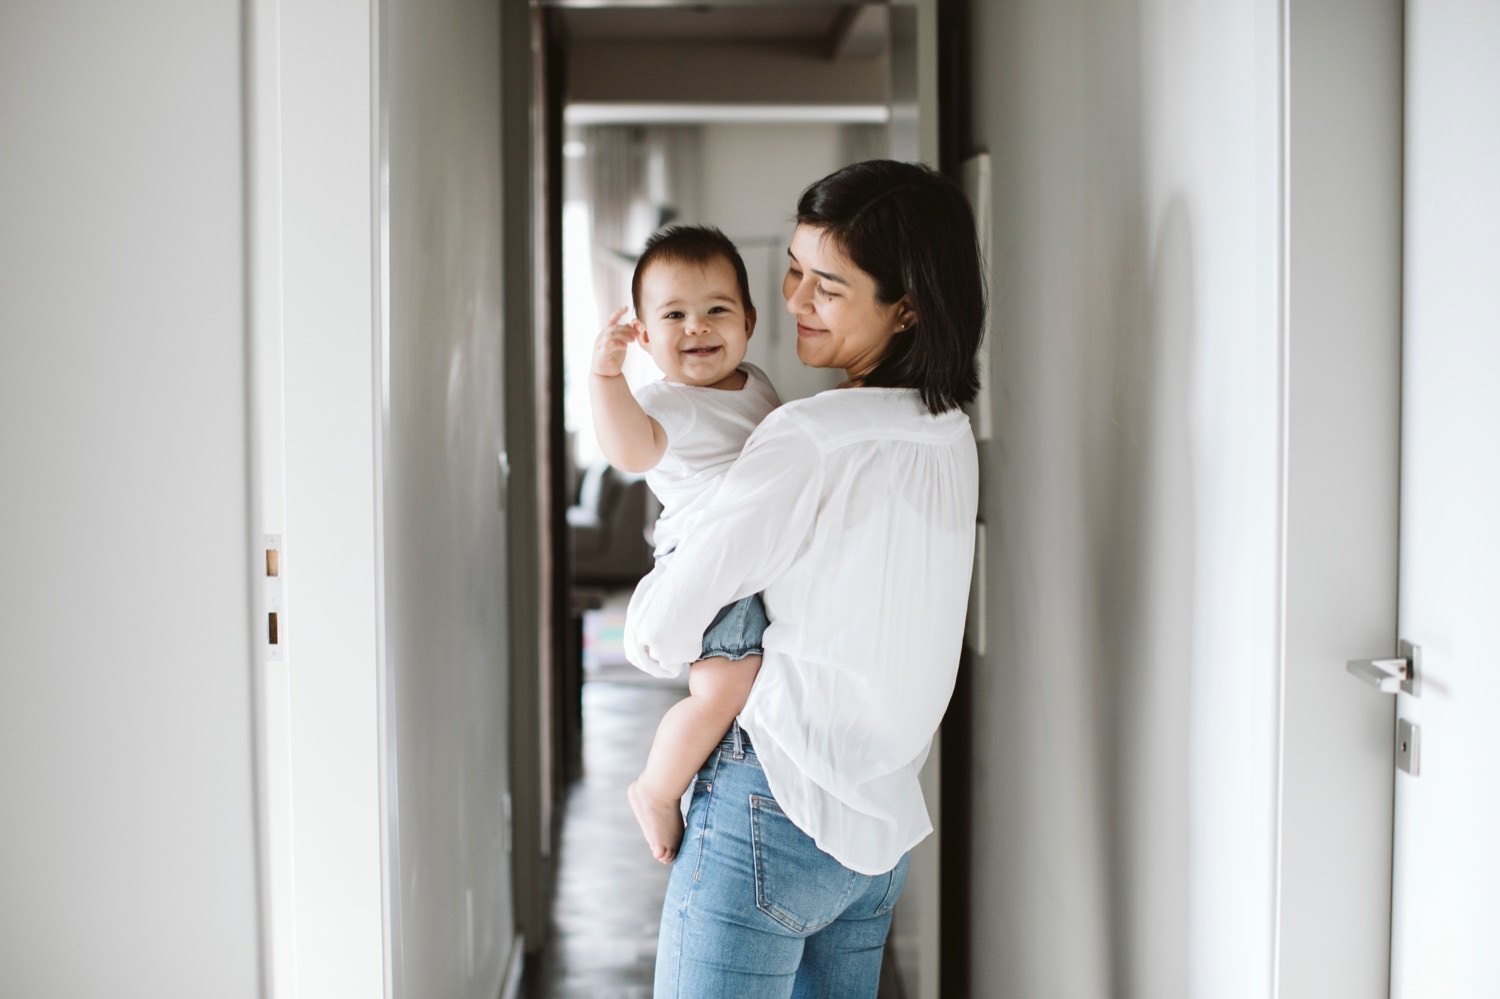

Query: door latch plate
[[1396, 717, 1421, 776], [1397, 639, 1422, 697]]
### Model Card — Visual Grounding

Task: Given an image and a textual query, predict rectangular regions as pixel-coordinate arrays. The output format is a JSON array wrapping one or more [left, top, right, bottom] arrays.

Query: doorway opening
[[525, 3, 936, 994]]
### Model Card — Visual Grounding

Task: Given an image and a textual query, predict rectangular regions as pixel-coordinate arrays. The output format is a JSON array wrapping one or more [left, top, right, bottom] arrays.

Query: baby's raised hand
[[591, 306, 644, 378]]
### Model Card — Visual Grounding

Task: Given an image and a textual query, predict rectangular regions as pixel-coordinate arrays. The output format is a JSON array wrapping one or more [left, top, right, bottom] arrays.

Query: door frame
[[503, 2, 568, 964], [247, 0, 388, 994], [1276, 1, 1403, 996], [518, 1, 948, 994]]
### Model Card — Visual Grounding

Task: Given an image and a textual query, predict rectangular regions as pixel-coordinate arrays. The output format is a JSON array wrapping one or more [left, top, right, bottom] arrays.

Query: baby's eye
[[708, 305, 729, 314], [663, 310, 684, 320]]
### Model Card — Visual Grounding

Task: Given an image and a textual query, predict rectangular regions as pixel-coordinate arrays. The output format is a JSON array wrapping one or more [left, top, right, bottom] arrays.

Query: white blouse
[[625, 386, 978, 875]]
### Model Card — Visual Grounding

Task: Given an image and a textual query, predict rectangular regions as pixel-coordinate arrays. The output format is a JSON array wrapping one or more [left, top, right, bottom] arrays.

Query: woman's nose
[[784, 277, 812, 315]]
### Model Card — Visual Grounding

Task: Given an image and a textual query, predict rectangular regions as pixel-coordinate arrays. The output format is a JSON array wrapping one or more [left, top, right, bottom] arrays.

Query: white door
[[1390, 2, 1500, 994]]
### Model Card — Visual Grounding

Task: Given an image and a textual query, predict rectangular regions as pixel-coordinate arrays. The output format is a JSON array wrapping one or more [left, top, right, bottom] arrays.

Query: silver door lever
[[1346, 640, 1422, 696]]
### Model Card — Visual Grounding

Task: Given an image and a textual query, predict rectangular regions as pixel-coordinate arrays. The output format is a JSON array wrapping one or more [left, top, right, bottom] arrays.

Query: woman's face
[[782, 224, 910, 381]]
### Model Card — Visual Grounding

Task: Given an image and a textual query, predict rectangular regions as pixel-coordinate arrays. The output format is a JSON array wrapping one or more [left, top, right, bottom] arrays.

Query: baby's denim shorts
[[699, 592, 768, 662]]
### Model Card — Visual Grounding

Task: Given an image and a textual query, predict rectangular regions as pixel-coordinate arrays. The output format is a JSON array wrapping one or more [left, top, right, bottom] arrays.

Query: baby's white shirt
[[635, 363, 781, 557]]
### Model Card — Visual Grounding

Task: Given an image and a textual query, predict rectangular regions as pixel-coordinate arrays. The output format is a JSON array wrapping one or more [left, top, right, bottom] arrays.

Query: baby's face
[[636, 256, 755, 388]]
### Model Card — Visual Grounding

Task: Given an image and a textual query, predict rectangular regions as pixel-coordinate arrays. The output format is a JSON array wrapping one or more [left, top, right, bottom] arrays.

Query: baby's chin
[[671, 361, 747, 389]]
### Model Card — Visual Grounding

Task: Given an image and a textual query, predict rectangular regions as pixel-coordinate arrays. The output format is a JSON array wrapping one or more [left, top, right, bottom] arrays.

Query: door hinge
[[264, 533, 284, 661]]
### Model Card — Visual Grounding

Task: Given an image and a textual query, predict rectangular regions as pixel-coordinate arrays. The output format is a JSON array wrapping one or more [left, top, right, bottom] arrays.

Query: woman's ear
[[897, 302, 918, 331]]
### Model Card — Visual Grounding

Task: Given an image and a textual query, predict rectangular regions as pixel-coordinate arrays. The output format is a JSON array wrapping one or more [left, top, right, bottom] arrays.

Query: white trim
[[1270, 0, 1291, 992], [538, 0, 848, 8], [273, 4, 385, 992], [500, 936, 526, 999], [564, 102, 889, 125], [371, 0, 401, 996], [246, 0, 297, 994]]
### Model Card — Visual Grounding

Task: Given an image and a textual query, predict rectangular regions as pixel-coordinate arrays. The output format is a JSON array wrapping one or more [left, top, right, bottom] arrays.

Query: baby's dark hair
[[796, 160, 985, 415], [631, 225, 755, 317]]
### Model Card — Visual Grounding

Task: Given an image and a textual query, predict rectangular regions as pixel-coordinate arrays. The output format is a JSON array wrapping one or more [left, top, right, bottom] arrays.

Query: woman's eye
[[817, 284, 838, 299]]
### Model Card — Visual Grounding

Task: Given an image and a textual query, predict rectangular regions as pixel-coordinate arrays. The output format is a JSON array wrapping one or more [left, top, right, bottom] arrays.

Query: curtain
[[584, 124, 703, 328]]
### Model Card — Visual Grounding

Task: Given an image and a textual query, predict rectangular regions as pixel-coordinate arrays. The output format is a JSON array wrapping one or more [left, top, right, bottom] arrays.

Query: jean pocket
[[872, 853, 910, 915], [749, 794, 858, 933]]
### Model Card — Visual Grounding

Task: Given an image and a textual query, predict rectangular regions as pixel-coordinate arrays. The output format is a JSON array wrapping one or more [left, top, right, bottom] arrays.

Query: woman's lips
[[796, 324, 826, 339]]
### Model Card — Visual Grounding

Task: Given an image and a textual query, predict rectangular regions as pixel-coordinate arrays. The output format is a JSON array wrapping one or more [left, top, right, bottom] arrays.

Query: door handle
[[1347, 657, 1407, 692], [1346, 639, 1422, 697]]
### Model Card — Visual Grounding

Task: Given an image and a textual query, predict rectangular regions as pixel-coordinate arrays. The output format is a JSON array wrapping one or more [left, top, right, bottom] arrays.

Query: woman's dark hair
[[796, 160, 985, 414], [631, 224, 755, 317]]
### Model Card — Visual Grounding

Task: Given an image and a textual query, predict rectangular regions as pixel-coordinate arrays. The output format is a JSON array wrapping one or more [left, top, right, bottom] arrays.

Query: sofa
[[566, 460, 657, 588]]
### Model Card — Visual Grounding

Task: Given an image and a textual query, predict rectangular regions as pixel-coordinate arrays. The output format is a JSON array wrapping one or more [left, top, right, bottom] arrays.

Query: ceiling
[[554, 3, 893, 120], [553, 4, 889, 58], [558, 6, 841, 43]]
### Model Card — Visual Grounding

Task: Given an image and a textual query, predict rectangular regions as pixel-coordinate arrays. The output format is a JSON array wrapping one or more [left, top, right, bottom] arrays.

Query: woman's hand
[[591, 305, 645, 378]]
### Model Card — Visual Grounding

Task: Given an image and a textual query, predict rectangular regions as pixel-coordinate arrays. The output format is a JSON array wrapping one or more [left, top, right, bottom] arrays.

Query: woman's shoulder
[[774, 388, 971, 444]]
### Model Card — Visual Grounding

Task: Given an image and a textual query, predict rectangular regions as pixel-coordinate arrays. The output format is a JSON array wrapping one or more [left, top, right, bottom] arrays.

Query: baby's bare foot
[[627, 779, 684, 864]]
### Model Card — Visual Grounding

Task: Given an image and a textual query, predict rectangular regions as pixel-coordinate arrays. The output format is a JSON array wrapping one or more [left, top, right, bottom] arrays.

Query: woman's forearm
[[626, 411, 823, 676]]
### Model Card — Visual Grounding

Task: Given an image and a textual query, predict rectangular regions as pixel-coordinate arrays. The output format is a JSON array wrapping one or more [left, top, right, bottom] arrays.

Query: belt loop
[[731, 720, 745, 761]]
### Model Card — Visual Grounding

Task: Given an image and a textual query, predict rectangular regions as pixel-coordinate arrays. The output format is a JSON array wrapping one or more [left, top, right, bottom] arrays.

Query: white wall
[[382, 0, 518, 994], [696, 123, 864, 403], [566, 120, 871, 448], [0, 3, 262, 996], [967, 1, 1283, 995]]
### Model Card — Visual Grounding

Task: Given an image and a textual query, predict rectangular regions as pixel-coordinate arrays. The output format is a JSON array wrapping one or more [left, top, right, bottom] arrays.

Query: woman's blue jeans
[[653, 723, 910, 998]]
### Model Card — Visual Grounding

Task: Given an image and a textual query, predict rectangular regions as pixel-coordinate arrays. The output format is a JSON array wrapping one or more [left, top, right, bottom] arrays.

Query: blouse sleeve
[[624, 411, 823, 677]]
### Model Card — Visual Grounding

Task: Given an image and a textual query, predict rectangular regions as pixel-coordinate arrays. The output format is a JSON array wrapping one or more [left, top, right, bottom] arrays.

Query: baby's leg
[[628, 654, 761, 863]]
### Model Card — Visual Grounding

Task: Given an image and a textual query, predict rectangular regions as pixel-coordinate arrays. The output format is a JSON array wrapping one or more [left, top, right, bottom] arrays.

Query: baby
[[589, 225, 781, 862]]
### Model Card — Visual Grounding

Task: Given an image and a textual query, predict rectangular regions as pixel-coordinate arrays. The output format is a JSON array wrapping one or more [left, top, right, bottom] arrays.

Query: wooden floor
[[539, 675, 685, 999]]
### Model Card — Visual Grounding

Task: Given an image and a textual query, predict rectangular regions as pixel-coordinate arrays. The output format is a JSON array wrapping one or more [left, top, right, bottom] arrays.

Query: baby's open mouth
[[682, 346, 721, 356]]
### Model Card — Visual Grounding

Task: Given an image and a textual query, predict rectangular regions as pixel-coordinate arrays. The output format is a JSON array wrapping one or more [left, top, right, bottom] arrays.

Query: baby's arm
[[589, 305, 669, 473]]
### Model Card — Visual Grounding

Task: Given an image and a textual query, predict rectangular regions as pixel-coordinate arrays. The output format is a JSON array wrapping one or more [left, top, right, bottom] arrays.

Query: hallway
[[11, 1, 1500, 997], [537, 664, 684, 996]]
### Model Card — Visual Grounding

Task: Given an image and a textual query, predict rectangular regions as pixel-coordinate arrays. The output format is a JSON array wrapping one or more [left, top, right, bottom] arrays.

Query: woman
[[625, 159, 984, 997]]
